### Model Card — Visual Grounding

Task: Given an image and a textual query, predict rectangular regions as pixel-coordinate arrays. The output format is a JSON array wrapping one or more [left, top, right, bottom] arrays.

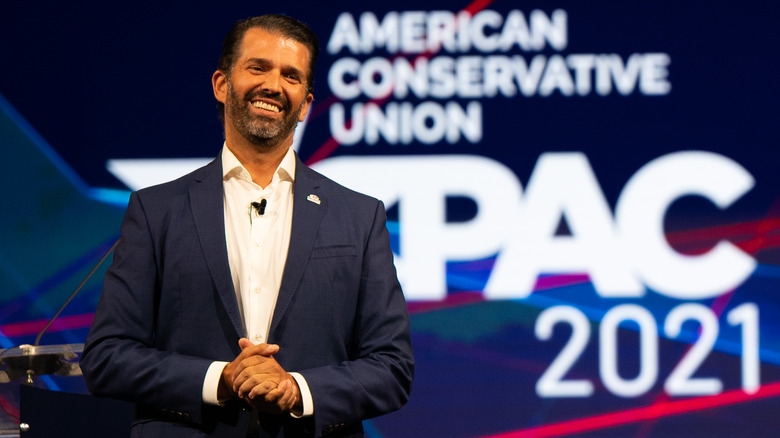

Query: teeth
[[252, 101, 280, 112]]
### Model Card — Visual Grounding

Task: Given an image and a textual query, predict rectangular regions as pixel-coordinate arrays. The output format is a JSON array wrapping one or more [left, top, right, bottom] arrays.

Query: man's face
[[216, 27, 313, 147]]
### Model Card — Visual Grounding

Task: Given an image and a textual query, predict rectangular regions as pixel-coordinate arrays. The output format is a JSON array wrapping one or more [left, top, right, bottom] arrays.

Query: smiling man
[[81, 15, 413, 438], [216, 25, 313, 168]]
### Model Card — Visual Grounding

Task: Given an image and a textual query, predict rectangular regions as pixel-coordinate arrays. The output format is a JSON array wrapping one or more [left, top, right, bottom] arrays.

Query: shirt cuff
[[288, 372, 314, 417], [202, 361, 229, 405]]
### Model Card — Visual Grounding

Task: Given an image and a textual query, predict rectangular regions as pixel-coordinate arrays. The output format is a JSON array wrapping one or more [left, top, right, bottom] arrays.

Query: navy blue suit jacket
[[81, 155, 414, 437]]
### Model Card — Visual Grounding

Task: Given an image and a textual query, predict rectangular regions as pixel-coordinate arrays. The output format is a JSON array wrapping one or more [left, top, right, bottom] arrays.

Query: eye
[[284, 71, 305, 84]]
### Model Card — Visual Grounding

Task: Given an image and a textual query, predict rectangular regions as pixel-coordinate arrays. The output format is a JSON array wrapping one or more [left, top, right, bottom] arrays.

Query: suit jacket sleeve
[[294, 200, 414, 435], [80, 190, 213, 423]]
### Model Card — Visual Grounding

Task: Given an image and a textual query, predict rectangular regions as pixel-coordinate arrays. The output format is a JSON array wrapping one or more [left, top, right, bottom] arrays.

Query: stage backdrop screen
[[1, 1, 779, 437]]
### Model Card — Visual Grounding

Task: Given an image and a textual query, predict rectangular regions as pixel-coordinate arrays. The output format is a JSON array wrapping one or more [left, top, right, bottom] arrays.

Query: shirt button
[[255, 240, 263, 247], [254, 334, 262, 342], [254, 287, 261, 294]]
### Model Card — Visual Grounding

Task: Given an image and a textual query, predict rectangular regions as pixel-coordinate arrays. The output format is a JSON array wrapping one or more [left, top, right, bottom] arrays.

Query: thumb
[[260, 343, 281, 356], [238, 337, 253, 349], [238, 338, 281, 356]]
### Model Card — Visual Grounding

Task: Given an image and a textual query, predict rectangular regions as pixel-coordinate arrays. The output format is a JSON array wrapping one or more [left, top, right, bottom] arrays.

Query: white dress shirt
[[223, 144, 293, 344], [201, 144, 313, 417]]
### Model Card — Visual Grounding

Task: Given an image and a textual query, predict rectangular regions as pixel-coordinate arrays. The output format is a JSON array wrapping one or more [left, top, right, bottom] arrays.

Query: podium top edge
[[0, 343, 84, 358]]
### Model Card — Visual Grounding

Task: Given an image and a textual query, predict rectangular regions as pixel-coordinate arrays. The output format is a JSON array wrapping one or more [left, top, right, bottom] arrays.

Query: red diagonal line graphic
[[408, 214, 779, 315], [407, 274, 591, 315], [666, 218, 780, 244], [0, 394, 20, 423], [0, 313, 94, 337], [666, 217, 780, 255], [13, 216, 770, 334], [633, 204, 780, 438], [481, 382, 780, 438]]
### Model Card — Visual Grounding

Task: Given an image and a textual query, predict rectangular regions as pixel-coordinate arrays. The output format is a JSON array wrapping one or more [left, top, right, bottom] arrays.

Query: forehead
[[237, 27, 310, 68]]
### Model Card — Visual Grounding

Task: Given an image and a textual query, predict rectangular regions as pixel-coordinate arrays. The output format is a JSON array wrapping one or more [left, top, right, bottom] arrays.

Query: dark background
[[1, 1, 779, 437]]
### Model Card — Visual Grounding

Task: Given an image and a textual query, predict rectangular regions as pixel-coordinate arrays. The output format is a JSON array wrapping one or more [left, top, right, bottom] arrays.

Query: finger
[[232, 364, 270, 393], [232, 357, 280, 389], [232, 352, 281, 382], [262, 379, 289, 403], [275, 381, 295, 410], [231, 358, 266, 390], [239, 379, 276, 400]]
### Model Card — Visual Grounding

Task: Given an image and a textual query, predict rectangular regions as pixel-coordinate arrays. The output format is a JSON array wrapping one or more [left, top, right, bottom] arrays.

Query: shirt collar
[[221, 143, 297, 184]]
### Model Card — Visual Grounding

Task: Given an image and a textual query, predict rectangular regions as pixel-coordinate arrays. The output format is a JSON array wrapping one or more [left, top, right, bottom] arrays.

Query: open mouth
[[251, 100, 281, 113]]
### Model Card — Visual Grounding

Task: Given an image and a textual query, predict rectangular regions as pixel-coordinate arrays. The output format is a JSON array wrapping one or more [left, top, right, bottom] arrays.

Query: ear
[[298, 93, 314, 122], [212, 70, 228, 104]]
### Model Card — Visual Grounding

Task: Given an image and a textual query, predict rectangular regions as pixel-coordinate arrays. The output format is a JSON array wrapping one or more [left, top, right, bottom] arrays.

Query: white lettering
[[360, 12, 399, 53], [328, 53, 671, 101], [427, 11, 457, 52], [314, 152, 755, 301], [329, 101, 482, 146], [327, 12, 361, 54], [615, 151, 756, 299], [314, 155, 520, 300], [326, 9, 568, 55], [640, 53, 672, 95], [539, 55, 575, 96], [567, 54, 595, 96], [328, 57, 361, 99], [487, 153, 642, 299]]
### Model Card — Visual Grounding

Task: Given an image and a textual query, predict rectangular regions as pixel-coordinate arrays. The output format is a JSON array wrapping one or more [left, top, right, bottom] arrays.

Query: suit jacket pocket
[[310, 244, 356, 259]]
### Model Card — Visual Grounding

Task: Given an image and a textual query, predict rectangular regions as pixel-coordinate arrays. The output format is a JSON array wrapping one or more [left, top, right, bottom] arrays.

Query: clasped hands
[[219, 338, 302, 415]]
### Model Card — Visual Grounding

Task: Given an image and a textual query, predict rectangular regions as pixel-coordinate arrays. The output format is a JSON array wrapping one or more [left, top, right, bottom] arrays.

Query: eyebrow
[[244, 57, 306, 79]]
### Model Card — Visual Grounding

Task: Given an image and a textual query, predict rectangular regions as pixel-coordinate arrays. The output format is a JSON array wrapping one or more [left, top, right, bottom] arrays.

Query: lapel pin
[[307, 194, 321, 205]]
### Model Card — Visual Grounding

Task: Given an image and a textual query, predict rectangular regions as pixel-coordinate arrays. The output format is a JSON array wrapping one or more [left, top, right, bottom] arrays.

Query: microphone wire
[[33, 237, 121, 347]]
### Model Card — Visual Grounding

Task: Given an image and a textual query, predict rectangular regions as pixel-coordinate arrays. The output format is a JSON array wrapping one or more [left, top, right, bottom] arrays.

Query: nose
[[261, 69, 282, 93]]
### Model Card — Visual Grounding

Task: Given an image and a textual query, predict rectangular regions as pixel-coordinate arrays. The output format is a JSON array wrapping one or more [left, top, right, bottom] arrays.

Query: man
[[80, 14, 414, 438]]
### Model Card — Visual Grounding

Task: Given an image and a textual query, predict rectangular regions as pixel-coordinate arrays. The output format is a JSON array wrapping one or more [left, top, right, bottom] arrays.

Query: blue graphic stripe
[[0, 92, 89, 195]]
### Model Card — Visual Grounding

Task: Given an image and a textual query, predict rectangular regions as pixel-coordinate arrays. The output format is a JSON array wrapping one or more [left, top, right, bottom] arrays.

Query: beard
[[225, 79, 304, 147]]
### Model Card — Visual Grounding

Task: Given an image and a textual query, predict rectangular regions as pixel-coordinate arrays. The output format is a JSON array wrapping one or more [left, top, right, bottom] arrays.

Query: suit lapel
[[270, 160, 326, 336], [188, 157, 244, 339]]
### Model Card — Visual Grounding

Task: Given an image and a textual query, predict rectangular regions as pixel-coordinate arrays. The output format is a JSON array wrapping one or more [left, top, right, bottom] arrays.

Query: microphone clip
[[251, 199, 267, 215]]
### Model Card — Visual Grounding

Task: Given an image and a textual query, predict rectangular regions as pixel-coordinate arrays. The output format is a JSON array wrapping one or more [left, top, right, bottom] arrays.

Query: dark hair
[[216, 14, 319, 125]]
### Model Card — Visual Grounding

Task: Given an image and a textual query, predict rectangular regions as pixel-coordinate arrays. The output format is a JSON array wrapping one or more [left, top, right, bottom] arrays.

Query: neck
[[225, 130, 293, 188]]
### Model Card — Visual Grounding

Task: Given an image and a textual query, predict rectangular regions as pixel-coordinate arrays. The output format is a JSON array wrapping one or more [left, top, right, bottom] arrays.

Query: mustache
[[245, 90, 289, 112]]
